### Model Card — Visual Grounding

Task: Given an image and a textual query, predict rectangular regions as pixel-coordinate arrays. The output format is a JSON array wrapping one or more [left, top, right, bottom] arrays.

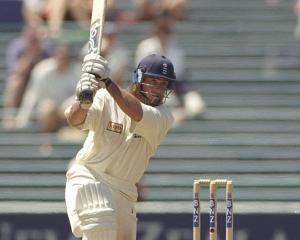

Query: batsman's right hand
[[76, 73, 101, 105]]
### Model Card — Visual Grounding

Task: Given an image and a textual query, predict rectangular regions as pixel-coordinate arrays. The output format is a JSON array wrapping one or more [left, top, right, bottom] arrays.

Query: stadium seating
[[0, 0, 299, 203]]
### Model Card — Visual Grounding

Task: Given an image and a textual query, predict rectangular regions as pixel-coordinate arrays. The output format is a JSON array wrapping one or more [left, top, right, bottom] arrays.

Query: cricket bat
[[78, 0, 107, 104]]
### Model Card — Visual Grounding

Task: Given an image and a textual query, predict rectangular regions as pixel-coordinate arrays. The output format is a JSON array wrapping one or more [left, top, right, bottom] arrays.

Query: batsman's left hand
[[82, 53, 110, 81]]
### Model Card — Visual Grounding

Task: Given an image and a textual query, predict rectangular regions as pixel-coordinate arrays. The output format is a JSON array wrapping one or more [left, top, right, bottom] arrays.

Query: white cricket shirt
[[66, 89, 174, 200]]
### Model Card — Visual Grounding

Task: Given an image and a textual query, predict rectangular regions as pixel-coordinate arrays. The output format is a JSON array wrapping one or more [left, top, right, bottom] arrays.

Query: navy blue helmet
[[133, 54, 176, 89]]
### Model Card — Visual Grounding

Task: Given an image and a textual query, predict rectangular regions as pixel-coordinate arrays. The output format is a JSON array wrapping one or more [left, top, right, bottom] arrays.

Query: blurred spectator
[[81, 22, 130, 87], [22, 0, 125, 36], [15, 42, 80, 132], [133, 0, 188, 21], [2, 24, 52, 128], [265, 0, 284, 7], [22, 0, 49, 25], [22, 0, 93, 36], [135, 13, 206, 126], [133, 0, 157, 21], [294, 0, 300, 40], [160, 0, 188, 20]]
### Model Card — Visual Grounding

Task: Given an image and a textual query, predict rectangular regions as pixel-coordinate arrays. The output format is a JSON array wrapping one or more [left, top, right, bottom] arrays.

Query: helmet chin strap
[[140, 88, 172, 106], [131, 83, 173, 107], [140, 82, 168, 106], [139, 90, 163, 106], [131, 83, 155, 106]]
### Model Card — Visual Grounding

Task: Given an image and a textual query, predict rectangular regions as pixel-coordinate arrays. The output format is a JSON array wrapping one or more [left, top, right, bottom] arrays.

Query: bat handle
[[78, 89, 94, 104]]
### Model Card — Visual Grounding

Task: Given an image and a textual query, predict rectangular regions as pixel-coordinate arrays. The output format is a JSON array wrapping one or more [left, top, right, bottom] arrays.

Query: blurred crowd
[[6, 0, 297, 131], [2, 0, 296, 203], [1, 0, 206, 135]]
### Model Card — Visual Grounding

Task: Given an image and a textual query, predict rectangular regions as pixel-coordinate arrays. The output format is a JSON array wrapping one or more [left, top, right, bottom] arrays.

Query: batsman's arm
[[65, 80, 143, 127], [64, 101, 89, 127], [81, 54, 143, 122], [66, 72, 101, 127], [106, 80, 143, 122]]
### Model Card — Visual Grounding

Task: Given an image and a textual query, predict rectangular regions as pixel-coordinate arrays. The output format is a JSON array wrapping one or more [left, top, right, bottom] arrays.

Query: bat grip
[[78, 89, 94, 104]]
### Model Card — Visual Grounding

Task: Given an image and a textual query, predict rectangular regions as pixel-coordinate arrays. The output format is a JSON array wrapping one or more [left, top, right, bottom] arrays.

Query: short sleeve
[[133, 103, 174, 149]]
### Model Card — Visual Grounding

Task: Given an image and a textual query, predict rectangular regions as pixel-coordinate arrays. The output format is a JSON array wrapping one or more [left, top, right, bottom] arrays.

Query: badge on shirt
[[133, 133, 141, 138], [107, 121, 123, 134]]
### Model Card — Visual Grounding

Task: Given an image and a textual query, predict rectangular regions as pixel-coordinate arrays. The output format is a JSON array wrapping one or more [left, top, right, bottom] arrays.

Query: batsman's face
[[142, 76, 169, 106]]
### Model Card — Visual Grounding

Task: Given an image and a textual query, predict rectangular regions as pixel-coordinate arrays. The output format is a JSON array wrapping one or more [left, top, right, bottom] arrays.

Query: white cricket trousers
[[65, 176, 137, 240]]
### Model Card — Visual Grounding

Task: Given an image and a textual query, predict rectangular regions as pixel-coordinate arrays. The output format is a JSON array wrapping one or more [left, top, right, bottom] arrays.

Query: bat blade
[[89, 0, 107, 55], [79, 0, 107, 104]]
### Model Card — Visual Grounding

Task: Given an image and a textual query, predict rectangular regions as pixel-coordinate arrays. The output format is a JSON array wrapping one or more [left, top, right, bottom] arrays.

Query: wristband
[[103, 78, 112, 88]]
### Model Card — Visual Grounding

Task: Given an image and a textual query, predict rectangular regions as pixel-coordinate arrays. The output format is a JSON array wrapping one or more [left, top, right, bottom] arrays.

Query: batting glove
[[76, 73, 104, 105], [82, 53, 110, 81]]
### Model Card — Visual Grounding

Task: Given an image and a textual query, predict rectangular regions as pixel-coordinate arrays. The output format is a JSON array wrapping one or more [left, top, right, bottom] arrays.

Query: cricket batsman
[[64, 53, 176, 240]]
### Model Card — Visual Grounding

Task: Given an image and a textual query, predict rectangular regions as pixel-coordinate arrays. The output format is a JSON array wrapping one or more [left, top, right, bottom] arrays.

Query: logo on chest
[[106, 121, 123, 134], [133, 133, 141, 138]]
